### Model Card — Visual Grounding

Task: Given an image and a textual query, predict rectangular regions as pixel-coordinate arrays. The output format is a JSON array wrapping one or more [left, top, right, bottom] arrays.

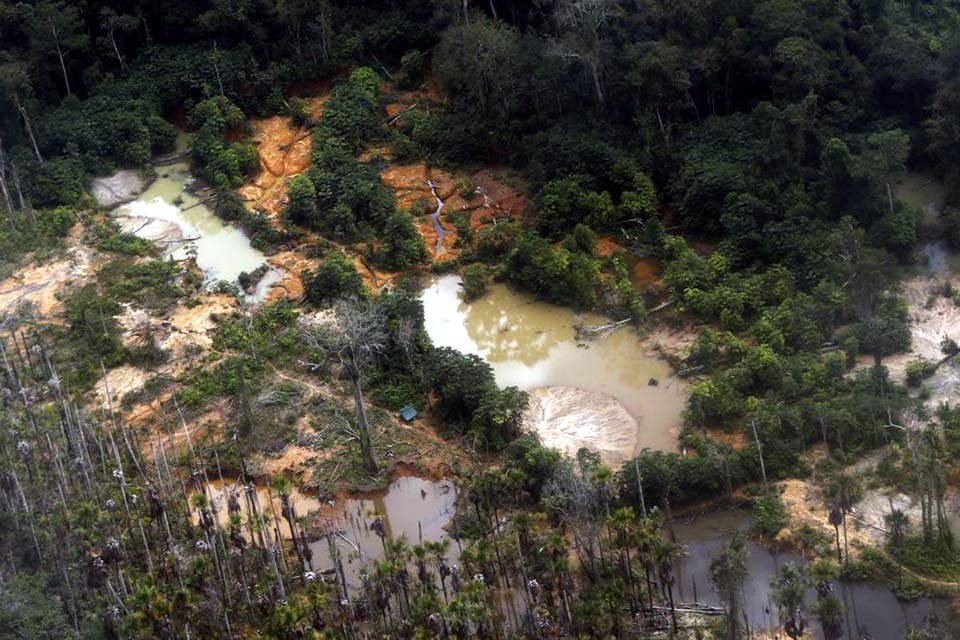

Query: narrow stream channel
[[427, 180, 446, 256]]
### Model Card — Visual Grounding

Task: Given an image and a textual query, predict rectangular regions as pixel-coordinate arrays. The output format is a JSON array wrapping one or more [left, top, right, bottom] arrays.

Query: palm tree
[[885, 508, 910, 589], [654, 539, 680, 633], [771, 562, 808, 640], [808, 559, 843, 640], [710, 532, 749, 640], [606, 506, 638, 613], [825, 472, 862, 565]]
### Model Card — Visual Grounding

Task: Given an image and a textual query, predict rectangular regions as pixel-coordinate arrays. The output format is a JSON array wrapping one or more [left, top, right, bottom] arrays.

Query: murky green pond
[[113, 139, 280, 299]]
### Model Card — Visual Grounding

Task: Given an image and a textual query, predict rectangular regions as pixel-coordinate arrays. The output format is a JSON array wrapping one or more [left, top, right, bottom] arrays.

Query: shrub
[[97, 259, 184, 311], [905, 358, 938, 387], [190, 96, 260, 188], [25, 158, 90, 208], [535, 176, 614, 238], [371, 210, 427, 271], [943, 206, 960, 250], [461, 264, 487, 301], [504, 232, 600, 307], [39, 93, 176, 171], [752, 492, 789, 537], [399, 49, 427, 89], [285, 174, 318, 225], [288, 97, 312, 126], [476, 221, 521, 261], [304, 252, 365, 306]]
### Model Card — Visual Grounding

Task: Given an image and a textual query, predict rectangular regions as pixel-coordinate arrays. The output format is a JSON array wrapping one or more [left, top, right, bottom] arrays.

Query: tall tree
[[710, 532, 749, 640], [99, 8, 140, 69], [0, 57, 43, 164], [23, 0, 84, 96], [771, 562, 808, 640], [300, 297, 386, 474], [551, 0, 617, 106]]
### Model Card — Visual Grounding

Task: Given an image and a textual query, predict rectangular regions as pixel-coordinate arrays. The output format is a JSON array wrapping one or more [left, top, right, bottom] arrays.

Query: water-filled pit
[[421, 275, 687, 461], [672, 508, 944, 640], [111, 141, 281, 300]]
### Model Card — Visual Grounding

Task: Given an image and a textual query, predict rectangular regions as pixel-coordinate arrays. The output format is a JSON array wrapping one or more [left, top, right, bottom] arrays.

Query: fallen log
[[676, 365, 705, 378], [180, 195, 217, 212]]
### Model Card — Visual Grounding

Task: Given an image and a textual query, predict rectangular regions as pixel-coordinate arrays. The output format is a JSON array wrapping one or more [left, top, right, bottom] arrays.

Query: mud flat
[[421, 275, 688, 459]]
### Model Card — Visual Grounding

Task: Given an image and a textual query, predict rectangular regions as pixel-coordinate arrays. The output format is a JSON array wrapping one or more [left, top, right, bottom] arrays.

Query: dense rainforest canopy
[[4, 0, 960, 638]]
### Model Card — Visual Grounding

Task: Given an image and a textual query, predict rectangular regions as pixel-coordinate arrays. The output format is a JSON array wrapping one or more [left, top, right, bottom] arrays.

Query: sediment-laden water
[[111, 140, 281, 300], [421, 275, 687, 457]]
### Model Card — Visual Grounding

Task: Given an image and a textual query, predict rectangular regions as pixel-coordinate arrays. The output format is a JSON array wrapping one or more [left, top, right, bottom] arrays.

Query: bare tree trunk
[[751, 419, 768, 493], [9, 162, 34, 226], [51, 22, 72, 96], [14, 96, 43, 164], [110, 32, 125, 68], [0, 136, 15, 231], [352, 371, 378, 474], [212, 43, 225, 98]]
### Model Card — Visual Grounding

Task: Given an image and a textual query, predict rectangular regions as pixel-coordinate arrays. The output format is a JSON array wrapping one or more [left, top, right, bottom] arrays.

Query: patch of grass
[[45, 284, 128, 392], [309, 401, 419, 493], [841, 547, 895, 581], [121, 373, 174, 409], [0, 208, 75, 278], [211, 300, 300, 365], [97, 258, 185, 311], [90, 222, 155, 256], [900, 537, 960, 581]]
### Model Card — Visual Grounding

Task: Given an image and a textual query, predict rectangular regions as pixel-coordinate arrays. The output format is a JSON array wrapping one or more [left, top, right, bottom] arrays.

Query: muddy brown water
[[192, 478, 323, 533], [672, 509, 945, 639], [194, 476, 458, 592], [897, 172, 946, 227], [421, 275, 688, 454], [113, 137, 281, 300], [307, 476, 458, 589]]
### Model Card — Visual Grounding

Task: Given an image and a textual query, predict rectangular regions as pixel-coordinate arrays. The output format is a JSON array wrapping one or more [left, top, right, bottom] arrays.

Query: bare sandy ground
[[524, 385, 638, 468]]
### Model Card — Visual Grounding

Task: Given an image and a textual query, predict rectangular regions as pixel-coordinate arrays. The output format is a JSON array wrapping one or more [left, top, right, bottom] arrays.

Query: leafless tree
[[541, 460, 604, 580], [551, 0, 616, 107], [300, 298, 386, 474]]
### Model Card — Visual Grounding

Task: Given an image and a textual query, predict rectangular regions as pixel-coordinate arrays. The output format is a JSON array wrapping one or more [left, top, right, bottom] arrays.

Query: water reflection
[[421, 275, 687, 452], [673, 509, 943, 639], [309, 476, 458, 590]]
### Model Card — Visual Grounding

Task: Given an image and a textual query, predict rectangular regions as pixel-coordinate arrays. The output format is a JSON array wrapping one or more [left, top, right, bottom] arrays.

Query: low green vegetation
[[304, 251, 366, 305]]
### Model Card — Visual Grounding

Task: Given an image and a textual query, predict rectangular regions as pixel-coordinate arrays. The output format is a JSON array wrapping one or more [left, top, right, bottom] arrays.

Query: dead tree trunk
[[48, 19, 72, 96], [351, 369, 378, 475], [14, 95, 43, 164]]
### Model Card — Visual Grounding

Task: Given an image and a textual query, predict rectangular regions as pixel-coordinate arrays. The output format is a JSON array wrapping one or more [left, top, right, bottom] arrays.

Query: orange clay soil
[[238, 94, 328, 223], [380, 163, 529, 263]]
